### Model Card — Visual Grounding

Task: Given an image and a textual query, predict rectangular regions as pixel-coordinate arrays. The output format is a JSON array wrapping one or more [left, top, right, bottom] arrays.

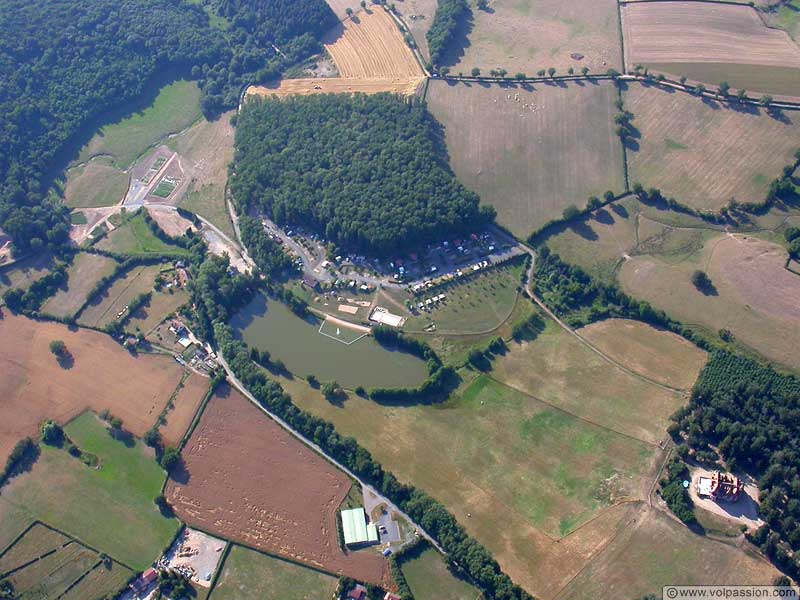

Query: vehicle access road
[[216, 352, 447, 556]]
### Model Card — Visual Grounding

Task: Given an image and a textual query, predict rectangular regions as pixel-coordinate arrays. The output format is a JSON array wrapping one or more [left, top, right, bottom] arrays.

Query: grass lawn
[[41, 252, 119, 319], [77, 263, 164, 328], [126, 286, 189, 335], [0, 412, 179, 570], [405, 261, 525, 335], [77, 80, 202, 169], [152, 178, 178, 198], [210, 545, 338, 600], [96, 211, 189, 256], [401, 547, 481, 600], [63, 157, 129, 209], [490, 318, 686, 444]]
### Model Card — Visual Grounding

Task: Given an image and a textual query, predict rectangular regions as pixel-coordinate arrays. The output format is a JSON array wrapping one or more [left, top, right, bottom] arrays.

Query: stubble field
[[0, 314, 192, 463], [164, 385, 391, 588], [426, 79, 625, 237], [621, 1, 800, 97], [625, 83, 800, 210], [444, 0, 622, 77]]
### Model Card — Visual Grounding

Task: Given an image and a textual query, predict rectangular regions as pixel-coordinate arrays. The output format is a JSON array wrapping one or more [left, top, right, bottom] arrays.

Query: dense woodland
[[0, 0, 336, 254], [674, 352, 800, 579], [427, 0, 470, 68], [231, 93, 493, 255]]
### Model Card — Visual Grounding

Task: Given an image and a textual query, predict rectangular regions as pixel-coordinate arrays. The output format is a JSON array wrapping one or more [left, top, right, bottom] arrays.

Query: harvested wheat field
[[578, 319, 707, 390], [164, 385, 391, 588], [621, 1, 800, 96], [427, 79, 625, 237], [620, 234, 800, 372], [625, 83, 800, 210], [446, 0, 622, 77], [247, 77, 424, 99], [0, 313, 194, 463], [324, 10, 423, 78]]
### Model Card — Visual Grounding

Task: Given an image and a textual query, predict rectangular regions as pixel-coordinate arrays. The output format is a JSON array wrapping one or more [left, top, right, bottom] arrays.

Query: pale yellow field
[[247, 77, 424, 98]]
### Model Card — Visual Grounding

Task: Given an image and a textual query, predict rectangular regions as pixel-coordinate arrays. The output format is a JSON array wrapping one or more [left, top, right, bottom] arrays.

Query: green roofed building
[[340, 507, 379, 546]]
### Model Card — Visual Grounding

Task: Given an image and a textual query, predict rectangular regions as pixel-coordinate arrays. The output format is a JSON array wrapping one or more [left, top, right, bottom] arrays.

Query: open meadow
[[77, 80, 202, 169], [158, 373, 210, 447], [0, 313, 194, 463], [0, 523, 133, 600], [444, 0, 621, 77], [400, 546, 481, 600], [577, 319, 707, 391], [624, 82, 800, 210], [621, 1, 800, 97], [394, 0, 437, 61], [40, 252, 118, 319], [426, 79, 625, 237], [164, 385, 391, 587], [0, 412, 179, 570], [95, 211, 190, 256], [63, 157, 129, 209], [281, 328, 667, 596], [77, 263, 162, 328], [0, 253, 56, 295], [620, 233, 800, 372], [210, 545, 339, 600]]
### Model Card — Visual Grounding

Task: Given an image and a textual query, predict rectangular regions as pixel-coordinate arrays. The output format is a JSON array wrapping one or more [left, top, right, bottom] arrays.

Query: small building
[[130, 568, 157, 594], [384, 593, 402, 600], [348, 584, 368, 600], [341, 507, 379, 546]]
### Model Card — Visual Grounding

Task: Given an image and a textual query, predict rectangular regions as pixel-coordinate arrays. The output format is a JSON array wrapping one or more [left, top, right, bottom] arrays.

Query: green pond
[[231, 294, 429, 390]]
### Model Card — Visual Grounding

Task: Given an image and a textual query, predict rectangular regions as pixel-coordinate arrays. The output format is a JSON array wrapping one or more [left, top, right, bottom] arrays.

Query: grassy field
[[0, 253, 56, 295], [77, 79, 202, 169], [41, 252, 118, 318], [490, 318, 686, 444], [210, 546, 338, 600], [404, 261, 525, 334], [171, 111, 236, 239], [282, 354, 660, 594], [0, 412, 179, 570], [561, 507, 779, 599], [401, 547, 481, 600], [426, 79, 625, 237], [624, 82, 800, 210], [443, 0, 622, 77], [621, 1, 800, 97], [577, 319, 708, 391], [125, 285, 189, 335], [96, 211, 189, 256], [763, 0, 800, 40], [63, 157, 129, 209], [78, 263, 163, 328]]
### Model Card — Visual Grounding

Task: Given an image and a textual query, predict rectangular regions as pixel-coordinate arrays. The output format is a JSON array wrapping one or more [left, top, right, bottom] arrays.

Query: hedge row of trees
[[211, 321, 530, 599], [230, 93, 494, 256], [0, 0, 337, 255], [2, 263, 68, 312], [658, 457, 696, 525], [673, 351, 800, 578], [426, 0, 469, 68]]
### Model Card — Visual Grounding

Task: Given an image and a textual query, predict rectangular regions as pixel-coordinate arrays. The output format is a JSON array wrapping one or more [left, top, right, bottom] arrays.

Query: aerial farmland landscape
[[0, 0, 799, 598]]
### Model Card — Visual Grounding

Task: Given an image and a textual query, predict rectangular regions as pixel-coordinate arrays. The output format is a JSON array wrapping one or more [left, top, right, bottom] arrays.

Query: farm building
[[341, 507, 379, 546], [697, 471, 743, 502]]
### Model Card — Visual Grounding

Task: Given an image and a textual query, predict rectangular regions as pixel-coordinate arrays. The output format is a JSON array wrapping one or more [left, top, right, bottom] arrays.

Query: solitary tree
[[567, 67, 574, 75], [41, 420, 63, 446], [548, 67, 556, 77], [515, 72, 526, 80], [691, 270, 714, 293], [718, 81, 730, 97], [345, 7, 353, 16], [581, 66, 589, 76], [736, 88, 748, 103], [471, 67, 481, 77], [49, 340, 67, 358], [679, 75, 688, 86], [360, 0, 366, 8], [537, 69, 546, 77]]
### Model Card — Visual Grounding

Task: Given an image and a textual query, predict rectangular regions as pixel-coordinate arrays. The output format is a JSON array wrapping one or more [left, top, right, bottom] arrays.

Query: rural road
[[216, 353, 447, 556]]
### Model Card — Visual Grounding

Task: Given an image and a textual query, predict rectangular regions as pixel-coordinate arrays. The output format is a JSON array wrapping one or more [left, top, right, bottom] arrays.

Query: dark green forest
[[230, 93, 494, 255], [427, 0, 469, 68], [0, 0, 336, 254]]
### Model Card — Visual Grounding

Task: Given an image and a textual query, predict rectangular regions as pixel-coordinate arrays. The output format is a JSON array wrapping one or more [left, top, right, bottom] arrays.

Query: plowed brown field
[[0, 313, 192, 462], [164, 385, 391, 588]]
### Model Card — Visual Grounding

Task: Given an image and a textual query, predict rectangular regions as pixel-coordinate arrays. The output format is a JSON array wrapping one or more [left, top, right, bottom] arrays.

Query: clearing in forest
[[620, 233, 800, 373], [0, 314, 194, 463], [426, 79, 625, 237], [625, 82, 800, 210], [620, 1, 800, 97], [444, 0, 622, 77], [63, 157, 129, 209], [247, 8, 425, 99], [577, 318, 708, 391], [164, 385, 392, 588], [0, 412, 179, 570]]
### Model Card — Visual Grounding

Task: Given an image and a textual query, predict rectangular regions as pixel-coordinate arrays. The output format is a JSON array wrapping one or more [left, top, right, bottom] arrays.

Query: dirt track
[[164, 385, 391, 588], [0, 313, 194, 462], [621, 2, 800, 68]]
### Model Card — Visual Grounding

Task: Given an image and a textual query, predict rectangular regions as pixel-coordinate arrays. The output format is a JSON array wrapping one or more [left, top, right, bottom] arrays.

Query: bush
[[48, 340, 68, 358], [159, 447, 181, 472], [40, 420, 63, 446]]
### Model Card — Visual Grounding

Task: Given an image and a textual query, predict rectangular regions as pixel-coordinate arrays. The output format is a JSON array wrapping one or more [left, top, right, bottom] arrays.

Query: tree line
[[0, 0, 337, 255], [427, 0, 469, 68], [230, 93, 494, 256]]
